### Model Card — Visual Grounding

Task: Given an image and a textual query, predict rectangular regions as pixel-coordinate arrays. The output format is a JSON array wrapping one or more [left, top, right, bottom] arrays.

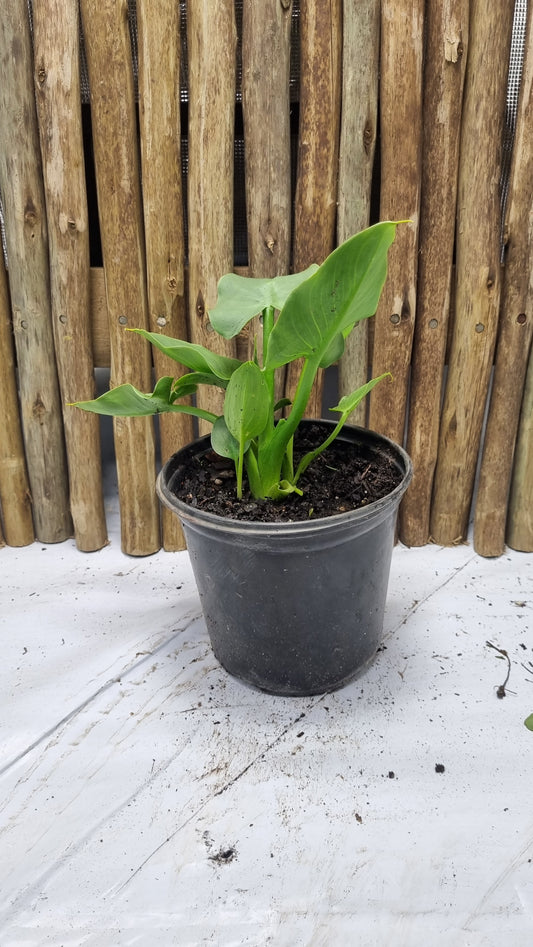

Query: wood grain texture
[[0, 0, 71, 543], [80, 0, 160, 556], [507, 342, 533, 551], [337, 0, 380, 427], [430, 1, 514, 545], [242, 0, 292, 398], [89, 268, 111, 367], [187, 1, 237, 430], [137, 0, 190, 551], [0, 260, 34, 546], [368, 0, 424, 446], [286, 0, 342, 418], [242, 0, 292, 280], [400, 0, 469, 546], [33, 0, 108, 552], [474, 5, 533, 557]]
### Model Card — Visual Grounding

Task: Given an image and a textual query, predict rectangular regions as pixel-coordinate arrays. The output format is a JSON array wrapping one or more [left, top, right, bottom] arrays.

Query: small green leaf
[[71, 380, 216, 423], [211, 416, 242, 463], [208, 267, 319, 339], [330, 372, 392, 417], [265, 479, 303, 500], [224, 361, 271, 444], [524, 714, 533, 731], [72, 380, 174, 416]]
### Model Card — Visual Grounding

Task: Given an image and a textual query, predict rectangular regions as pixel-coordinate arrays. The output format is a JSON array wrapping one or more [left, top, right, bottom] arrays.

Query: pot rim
[[157, 420, 413, 538]]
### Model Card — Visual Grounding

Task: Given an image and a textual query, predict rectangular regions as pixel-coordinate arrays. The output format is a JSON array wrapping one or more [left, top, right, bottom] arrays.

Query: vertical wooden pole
[[431, 2, 515, 545], [32, 0, 108, 552], [0, 0, 71, 543], [337, 0, 380, 427], [368, 0, 424, 446], [286, 0, 342, 418], [400, 0, 469, 546], [80, 0, 160, 556], [187, 1, 237, 429], [242, 0, 292, 281], [242, 0, 292, 398], [474, 5, 533, 557], [507, 344, 533, 552], [0, 259, 34, 546], [137, 0, 191, 552]]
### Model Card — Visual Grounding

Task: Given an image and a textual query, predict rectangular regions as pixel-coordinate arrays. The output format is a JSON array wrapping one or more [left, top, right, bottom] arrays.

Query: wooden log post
[[187, 1, 237, 429], [474, 5, 533, 557], [242, 0, 292, 281], [507, 341, 533, 552], [32, 0, 108, 552], [80, 0, 160, 556], [137, 0, 191, 552], [0, 0, 71, 543], [286, 0, 342, 418], [400, 0, 469, 547], [430, 2, 515, 545], [337, 0, 380, 427], [242, 0, 292, 403], [0, 259, 34, 546], [368, 0, 424, 446]]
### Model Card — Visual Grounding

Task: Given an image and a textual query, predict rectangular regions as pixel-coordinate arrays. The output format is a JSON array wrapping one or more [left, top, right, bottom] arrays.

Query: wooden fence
[[0, 0, 532, 558]]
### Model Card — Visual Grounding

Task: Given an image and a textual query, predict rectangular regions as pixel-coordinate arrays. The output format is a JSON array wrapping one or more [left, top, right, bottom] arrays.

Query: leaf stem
[[257, 357, 316, 486], [261, 306, 276, 436], [236, 436, 245, 500], [293, 414, 347, 484]]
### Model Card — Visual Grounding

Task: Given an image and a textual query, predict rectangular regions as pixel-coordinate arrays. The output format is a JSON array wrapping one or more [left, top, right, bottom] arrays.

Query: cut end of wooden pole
[[162, 506, 187, 553]]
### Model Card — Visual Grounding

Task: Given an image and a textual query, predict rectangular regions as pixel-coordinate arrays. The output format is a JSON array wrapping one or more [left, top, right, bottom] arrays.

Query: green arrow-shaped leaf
[[265, 221, 399, 370], [208, 266, 319, 339], [71, 377, 216, 423]]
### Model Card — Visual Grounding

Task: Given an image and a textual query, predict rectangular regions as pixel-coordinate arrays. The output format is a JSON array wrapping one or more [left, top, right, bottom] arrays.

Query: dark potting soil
[[171, 422, 403, 523]]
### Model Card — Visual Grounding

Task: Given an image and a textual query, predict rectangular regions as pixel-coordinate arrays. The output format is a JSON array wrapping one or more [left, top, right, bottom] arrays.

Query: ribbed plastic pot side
[[157, 421, 413, 696]]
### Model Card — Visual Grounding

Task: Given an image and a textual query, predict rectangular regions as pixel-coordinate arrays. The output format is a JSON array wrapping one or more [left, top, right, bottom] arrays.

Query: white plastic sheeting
[[1, 497, 532, 946]]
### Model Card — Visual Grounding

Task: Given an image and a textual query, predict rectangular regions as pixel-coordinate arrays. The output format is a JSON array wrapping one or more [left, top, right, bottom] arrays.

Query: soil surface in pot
[[172, 422, 404, 523]]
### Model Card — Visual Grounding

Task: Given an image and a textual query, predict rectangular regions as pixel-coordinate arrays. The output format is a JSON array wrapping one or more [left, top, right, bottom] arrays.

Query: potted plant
[[74, 221, 412, 696]]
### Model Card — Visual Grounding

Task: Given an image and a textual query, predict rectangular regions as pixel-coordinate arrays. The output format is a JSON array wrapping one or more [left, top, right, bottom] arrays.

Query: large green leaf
[[264, 221, 399, 370], [208, 266, 319, 339], [319, 332, 346, 369], [71, 377, 216, 423], [130, 328, 241, 380]]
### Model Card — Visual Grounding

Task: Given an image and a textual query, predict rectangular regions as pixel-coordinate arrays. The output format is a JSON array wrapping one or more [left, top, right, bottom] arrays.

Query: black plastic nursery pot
[[157, 420, 412, 697]]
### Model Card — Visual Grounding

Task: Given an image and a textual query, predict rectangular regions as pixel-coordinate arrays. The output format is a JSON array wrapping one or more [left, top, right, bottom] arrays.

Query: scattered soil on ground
[[170, 422, 403, 523]]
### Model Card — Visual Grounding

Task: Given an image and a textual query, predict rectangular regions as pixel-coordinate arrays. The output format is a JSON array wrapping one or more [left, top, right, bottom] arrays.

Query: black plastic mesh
[[501, 0, 528, 254], [78, 0, 301, 106]]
